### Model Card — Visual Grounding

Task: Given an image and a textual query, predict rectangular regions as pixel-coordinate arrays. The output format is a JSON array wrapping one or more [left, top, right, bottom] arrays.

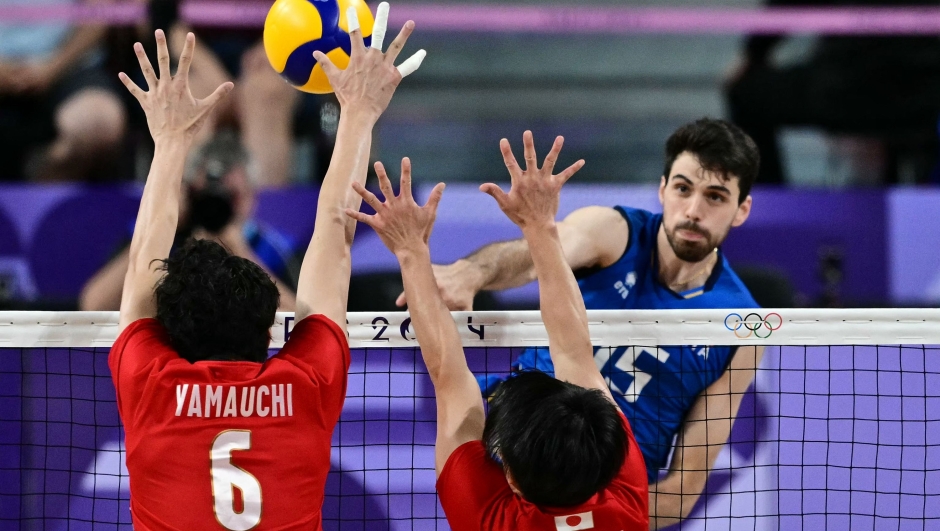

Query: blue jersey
[[491, 206, 759, 482]]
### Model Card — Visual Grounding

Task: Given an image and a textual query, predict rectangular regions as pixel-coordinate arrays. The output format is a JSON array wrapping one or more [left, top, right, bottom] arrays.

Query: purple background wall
[[0, 183, 918, 307], [888, 189, 940, 305]]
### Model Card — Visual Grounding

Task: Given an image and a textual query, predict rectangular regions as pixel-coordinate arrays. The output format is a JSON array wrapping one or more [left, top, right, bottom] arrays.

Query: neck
[[656, 224, 717, 291]]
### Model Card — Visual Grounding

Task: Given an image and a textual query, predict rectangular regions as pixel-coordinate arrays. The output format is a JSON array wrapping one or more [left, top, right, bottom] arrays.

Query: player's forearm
[[398, 247, 467, 383], [461, 238, 536, 292], [652, 454, 709, 524], [649, 389, 739, 527], [295, 112, 374, 319], [648, 468, 708, 529], [522, 224, 592, 366], [128, 138, 188, 273]]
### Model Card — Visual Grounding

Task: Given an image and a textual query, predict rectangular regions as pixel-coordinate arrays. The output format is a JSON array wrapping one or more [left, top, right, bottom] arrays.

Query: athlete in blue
[[396, 119, 765, 529]]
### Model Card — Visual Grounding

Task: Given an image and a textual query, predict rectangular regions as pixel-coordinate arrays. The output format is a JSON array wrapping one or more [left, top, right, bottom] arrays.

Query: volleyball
[[263, 0, 375, 94]]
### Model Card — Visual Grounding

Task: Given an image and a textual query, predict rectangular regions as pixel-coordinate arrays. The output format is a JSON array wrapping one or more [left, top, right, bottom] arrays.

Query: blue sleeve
[[244, 221, 299, 287]]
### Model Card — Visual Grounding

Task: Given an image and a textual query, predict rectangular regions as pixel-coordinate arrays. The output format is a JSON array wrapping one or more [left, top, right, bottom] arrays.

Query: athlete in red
[[346, 131, 649, 531], [109, 8, 425, 529]]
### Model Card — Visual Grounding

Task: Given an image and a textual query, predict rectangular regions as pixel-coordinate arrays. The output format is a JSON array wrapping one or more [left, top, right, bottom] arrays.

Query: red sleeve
[[276, 314, 351, 423], [436, 441, 511, 531], [108, 319, 178, 424], [608, 413, 651, 513]]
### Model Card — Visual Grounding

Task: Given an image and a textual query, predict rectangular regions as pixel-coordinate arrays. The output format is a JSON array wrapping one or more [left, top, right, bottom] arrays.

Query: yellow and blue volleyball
[[263, 0, 374, 94]]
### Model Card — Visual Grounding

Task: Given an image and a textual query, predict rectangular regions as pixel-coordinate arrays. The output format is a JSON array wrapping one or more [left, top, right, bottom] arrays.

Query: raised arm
[[346, 160, 484, 476], [480, 132, 612, 398], [294, 3, 426, 330], [117, 31, 233, 332], [648, 345, 765, 529], [395, 205, 627, 310]]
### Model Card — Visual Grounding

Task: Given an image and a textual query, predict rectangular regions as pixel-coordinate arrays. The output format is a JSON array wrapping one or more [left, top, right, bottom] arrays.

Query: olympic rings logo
[[724, 312, 783, 339]]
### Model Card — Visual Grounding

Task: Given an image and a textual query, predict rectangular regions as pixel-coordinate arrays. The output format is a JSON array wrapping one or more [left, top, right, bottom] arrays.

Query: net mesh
[[2, 322, 939, 530]]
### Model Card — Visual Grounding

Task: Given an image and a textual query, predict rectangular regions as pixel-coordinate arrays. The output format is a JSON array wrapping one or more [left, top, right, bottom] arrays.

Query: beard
[[664, 220, 725, 262]]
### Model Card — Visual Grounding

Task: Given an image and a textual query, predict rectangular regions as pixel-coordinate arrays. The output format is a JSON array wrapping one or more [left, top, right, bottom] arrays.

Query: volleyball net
[[1, 309, 939, 530]]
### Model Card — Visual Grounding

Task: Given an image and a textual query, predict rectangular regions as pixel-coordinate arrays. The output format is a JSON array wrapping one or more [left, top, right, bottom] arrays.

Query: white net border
[[2, 308, 939, 348]]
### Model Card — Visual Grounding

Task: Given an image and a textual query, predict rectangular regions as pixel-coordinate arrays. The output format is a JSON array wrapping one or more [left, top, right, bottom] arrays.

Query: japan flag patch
[[554, 511, 594, 530]]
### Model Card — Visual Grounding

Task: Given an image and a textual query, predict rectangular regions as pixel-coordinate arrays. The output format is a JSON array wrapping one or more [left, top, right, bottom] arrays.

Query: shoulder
[[438, 441, 511, 520], [613, 413, 645, 483], [438, 440, 496, 485], [562, 206, 630, 235], [713, 256, 760, 308], [110, 318, 172, 363], [561, 207, 631, 269], [612, 206, 660, 238], [605, 414, 651, 517], [109, 319, 180, 413], [277, 314, 350, 394], [284, 314, 348, 349]]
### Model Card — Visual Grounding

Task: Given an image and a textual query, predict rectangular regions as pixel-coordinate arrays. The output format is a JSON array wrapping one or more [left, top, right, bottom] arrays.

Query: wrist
[[521, 221, 559, 238], [338, 108, 379, 130], [153, 135, 191, 153], [395, 244, 431, 264]]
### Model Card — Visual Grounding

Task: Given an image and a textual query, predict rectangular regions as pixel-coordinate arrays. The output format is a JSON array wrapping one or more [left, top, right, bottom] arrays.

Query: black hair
[[663, 118, 760, 204], [154, 238, 279, 363], [482, 371, 628, 507]]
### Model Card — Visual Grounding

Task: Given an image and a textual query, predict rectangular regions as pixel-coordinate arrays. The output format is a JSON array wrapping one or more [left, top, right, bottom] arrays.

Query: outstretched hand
[[119, 30, 233, 144], [315, 2, 426, 122], [481, 131, 585, 230], [345, 158, 445, 257]]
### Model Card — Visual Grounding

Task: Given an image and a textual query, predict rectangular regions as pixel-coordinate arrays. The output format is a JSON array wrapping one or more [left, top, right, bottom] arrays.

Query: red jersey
[[437, 413, 649, 531], [109, 315, 349, 531]]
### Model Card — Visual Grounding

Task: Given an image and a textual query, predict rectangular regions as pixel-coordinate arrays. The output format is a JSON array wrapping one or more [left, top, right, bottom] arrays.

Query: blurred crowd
[[3, 0, 940, 311], [0, 0, 338, 187], [2, 0, 940, 188], [726, 0, 940, 185]]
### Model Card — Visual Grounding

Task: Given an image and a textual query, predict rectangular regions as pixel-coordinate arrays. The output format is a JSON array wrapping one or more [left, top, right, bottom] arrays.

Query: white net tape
[[2, 309, 940, 348]]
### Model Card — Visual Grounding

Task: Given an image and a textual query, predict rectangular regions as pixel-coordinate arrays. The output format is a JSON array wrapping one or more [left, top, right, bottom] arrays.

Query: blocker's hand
[[345, 158, 445, 257], [481, 131, 585, 230], [119, 30, 233, 144], [315, 2, 426, 122]]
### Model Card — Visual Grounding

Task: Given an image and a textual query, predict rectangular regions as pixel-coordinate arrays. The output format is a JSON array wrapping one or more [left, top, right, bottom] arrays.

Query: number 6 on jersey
[[211, 430, 262, 530]]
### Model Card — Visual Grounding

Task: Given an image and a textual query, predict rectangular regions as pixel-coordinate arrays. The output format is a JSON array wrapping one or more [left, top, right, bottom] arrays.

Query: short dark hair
[[154, 238, 279, 363], [482, 371, 627, 507], [663, 118, 759, 203]]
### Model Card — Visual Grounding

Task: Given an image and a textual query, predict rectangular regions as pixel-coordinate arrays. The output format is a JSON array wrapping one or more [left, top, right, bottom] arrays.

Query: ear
[[731, 194, 752, 228], [658, 175, 667, 206], [504, 468, 524, 497]]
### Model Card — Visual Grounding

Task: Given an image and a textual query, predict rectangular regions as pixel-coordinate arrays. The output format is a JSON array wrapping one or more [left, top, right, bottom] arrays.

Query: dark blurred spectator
[[79, 131, 299, 310], [146, 0, 335, 188], [726, 0, 940, 184], [0, 0, 127, 182]]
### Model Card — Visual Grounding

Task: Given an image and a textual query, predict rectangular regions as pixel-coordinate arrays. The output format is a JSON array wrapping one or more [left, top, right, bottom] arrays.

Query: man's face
[[658, 151, 752, 262]]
